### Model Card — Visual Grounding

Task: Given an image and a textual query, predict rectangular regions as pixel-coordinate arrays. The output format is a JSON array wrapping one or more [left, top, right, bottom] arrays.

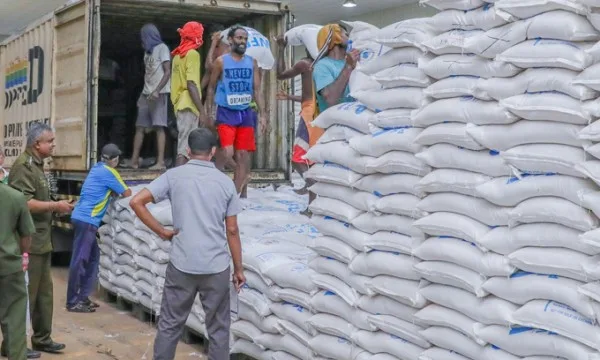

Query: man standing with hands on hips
[[7, 123, 73, 355], [130, 128, 245, 360], [207, 25, 268, 196]]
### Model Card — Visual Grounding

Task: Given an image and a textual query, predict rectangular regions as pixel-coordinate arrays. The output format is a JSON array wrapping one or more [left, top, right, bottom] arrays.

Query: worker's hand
[[232, 269, 246, 293], [159, 227, 179, 241], [22, 253, 29, 272], [276, 91, 289, 101], [54, 200, 74, 214], [259, 115, 268, 135], [345, 49, 361, 70], [148, 90, 159, 101], [274, 35, 287, 47], [211, 32, 222, 44]]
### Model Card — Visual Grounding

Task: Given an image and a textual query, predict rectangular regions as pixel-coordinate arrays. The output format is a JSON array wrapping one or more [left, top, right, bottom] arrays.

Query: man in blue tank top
[[207, 26, 267, 196]]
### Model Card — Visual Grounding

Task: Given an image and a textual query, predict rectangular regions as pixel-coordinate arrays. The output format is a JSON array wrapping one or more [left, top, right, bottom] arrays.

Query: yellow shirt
[[170, 49, 201, 116]]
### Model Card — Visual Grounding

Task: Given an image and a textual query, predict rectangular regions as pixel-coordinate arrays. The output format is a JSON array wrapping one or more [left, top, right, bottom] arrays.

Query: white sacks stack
[[414, 1, 600, 359], [302, 18, 438, 360]]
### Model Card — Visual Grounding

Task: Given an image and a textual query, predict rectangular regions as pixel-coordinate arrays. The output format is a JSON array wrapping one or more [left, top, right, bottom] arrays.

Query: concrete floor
[[2, 266, 207, 360]]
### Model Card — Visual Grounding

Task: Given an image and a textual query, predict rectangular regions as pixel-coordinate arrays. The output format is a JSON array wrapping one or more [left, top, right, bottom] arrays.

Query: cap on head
[[101, 143, 122, 161]]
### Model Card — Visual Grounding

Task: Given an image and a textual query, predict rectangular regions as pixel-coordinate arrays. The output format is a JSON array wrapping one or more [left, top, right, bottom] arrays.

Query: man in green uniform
[[8, 123, 74, 354], [0, 182, 36, 360]]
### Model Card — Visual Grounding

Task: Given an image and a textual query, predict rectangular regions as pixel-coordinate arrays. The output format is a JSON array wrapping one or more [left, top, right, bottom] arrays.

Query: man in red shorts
[[207, 26, 267, 196]]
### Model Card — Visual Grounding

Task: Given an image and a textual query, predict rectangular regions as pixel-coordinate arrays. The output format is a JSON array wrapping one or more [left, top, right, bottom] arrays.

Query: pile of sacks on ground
[[251, 0, 600, 359]]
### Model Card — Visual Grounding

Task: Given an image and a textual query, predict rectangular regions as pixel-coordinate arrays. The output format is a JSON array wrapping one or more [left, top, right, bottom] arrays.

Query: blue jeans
[[66, 219, 100, 307]]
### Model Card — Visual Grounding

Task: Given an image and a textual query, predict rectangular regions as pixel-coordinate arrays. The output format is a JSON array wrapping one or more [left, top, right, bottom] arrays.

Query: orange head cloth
[[313, 24, 343, 65], [171, 21, 204, 57]]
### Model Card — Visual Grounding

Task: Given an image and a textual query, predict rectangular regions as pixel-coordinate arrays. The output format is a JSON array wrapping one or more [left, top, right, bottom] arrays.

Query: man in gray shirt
[[130, 128, 245, 360]]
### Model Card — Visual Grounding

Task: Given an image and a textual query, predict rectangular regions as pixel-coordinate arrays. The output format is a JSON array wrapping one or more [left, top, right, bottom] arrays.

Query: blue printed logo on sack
[[509, 326, 558, 336], [336, 102, 367, 115]]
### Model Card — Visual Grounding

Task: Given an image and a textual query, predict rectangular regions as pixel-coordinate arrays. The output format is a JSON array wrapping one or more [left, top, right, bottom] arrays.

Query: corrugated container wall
[[0, 15, 54, 167]]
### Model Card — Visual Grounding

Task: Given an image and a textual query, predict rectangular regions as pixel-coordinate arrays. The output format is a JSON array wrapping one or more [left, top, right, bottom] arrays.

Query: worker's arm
[[225, 185, 245, 291], [205, 32, 222, 72], [16, 195, 35, 254], [279, 94, 302, 102], [274, 36, 308, 81], [151, 60, 171, 97], [315, 49, 359, 108], [130, 186, 177, 241], [206, 56, 224, 124]]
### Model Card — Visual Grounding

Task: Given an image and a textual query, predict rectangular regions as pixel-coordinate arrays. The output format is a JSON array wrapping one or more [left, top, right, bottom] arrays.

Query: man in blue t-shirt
[[66, 144, 132, 312], [206, 26, 268, 197]]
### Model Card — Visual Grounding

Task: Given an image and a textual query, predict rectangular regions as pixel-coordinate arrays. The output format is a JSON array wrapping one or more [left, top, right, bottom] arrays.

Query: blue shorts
[[216, 106, 256, 128]]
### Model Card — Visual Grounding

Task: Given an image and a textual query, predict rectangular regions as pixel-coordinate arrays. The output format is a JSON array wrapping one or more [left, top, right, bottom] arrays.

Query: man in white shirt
[[131, 23, 172, 170]]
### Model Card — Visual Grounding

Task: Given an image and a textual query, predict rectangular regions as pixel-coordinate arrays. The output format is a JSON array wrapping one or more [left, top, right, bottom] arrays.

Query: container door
[[51, 0, 91, 171]]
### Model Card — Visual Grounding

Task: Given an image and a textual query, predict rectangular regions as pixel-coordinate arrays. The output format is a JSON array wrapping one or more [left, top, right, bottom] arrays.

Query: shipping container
[[0, 0, 292, 251]]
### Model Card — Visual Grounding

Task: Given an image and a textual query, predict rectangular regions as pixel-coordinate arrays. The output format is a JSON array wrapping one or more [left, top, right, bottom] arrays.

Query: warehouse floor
[[18, 266, 206, 360]]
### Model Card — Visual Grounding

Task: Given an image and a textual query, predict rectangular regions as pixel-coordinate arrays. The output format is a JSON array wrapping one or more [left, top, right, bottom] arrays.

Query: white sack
[[420, 326, 485, 359], [496, 40, 596, 71], [358, 47, 428, 75], [575, 160, 600, 187], [574, 62, 600, 92], [263, 262, 319, 294], [367, 314, 431, 349], [475, 325, 600, 360], [585, 143, 600, 160], [415, 304, 486, 345], [284, 24, 321, 59], [419, 348, 470, 360], [423, 29, 484, 55], [365, 231, 419, 255], [480, 68, 597, 101], [304, 163, 363, 187], [528, 10, 600, 41], [480, 224, 600, 256], [306, 313, 356, 340], [509, 196, 599, 231], [421, 0, 485, 11], [269, 302, 313, 335], [371, 63, 432, 88], [310, 291, 373, 331], [420, 283, 517, 325], [580, 119, 600, 141], [431, 5, 507, 31], [415, 261, 488, 297], [352, 330, 425, 360], [369, 108, 413, 130], [416, 144, 511, 177], [309, 335, 366, 360], [366, 275, 428, 308], [308, 196, 363, 223], [304, 141, 372, 174], [463, 20, 529, 58], [349, 127, 423, 157], [375, 19, 438, 49], [349, 251, 420, 279], [500, 144, 586, 178], [312, 102, 372, 133], [494, 0, 589, 20], [509, 247, 600, 282], [317, 125, 362, 144], [307, 235, 358, 264], [417, 193, 510, 226], [353, 173, 423, 197], [418, 54, 521, 79], [309, 256, 371, 295], [273, 288, 312, 311], [500, 93, 593, 125], [308, 182, 377, 213], [310, 273, 360, 307], [349, 71, 382, 94], [412, 97, 518, 127], [311, 215, 368, 251], [245, 270, 281, 302], [415, 169, 491, 197], [365, 150, 432, 175], [511, 300, 600, 351], [239, 288, 272, 317], [483, 272, 600, 319], [466, 121, 585, 151], [351, 87, 426, 111], [414, 237, 514, 276], [375, 194, 426, 219], [423, 76, 490, 101], [413, 212, 490, 248], [357, 295, 419, 322], [414, 122, 485, 151], [581, 191, 600, 218], [352, 212, 422, 237], [231, 339, 273, 360]]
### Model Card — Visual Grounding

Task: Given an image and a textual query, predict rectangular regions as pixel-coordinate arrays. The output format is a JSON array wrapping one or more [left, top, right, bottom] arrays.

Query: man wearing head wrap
[[130, 24, 171, 170], [170, 21, 206, 167]]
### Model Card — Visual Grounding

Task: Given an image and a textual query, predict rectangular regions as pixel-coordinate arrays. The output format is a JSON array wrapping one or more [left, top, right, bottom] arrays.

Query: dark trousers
[[0, 271, 28, 360], [66, 219, 99, 307], [28, 253, 53, 347], [153, 264, 230, 360]]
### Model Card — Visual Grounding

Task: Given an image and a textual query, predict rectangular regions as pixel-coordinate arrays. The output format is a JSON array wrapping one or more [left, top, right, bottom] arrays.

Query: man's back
[[146, 160, 241, 275], [0, 184, 34, 276], [170, 49, 201, 115]]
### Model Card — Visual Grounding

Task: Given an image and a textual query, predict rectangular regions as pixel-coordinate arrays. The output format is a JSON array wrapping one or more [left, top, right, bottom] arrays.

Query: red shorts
[[217, 124, 256, 152]]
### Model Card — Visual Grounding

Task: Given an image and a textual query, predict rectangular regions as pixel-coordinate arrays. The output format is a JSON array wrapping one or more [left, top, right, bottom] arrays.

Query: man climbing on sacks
[[274, 35, 320, 214], [129, 128, 245, 360], [206, 25, 268, 196], [170, 21, 207, 167]]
